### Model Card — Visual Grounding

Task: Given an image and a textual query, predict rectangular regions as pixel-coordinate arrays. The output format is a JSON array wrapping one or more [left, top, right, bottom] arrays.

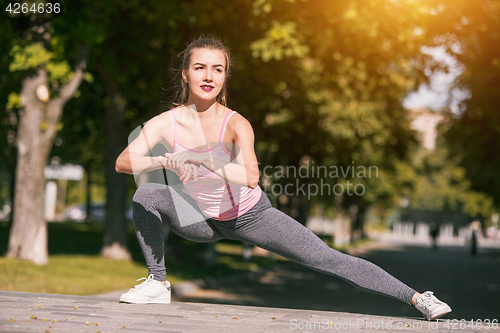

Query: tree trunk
[[7, 32, 90, 264], [8, 48, 88, 264], [97, 59, 131, 261], [7, 69, 50, 264]]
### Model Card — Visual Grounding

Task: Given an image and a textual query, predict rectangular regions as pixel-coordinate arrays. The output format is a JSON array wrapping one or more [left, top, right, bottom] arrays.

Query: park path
[[0, 290, 477, 332]]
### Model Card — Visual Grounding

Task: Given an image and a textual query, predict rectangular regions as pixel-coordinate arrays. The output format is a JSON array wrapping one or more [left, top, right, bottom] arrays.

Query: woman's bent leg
[[132, 183, 223, 281], [228, 197, 417, 305]]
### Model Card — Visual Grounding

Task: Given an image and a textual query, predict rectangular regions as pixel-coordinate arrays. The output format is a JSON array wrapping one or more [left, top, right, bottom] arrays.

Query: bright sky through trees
[[403, 44, 470, 114]]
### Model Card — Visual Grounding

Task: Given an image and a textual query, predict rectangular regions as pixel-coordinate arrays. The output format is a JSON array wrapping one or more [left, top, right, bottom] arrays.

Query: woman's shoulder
[[156, 106, 181, 123], [226, 109, 254, 135], [142, 107, 176, 132], [159, 105, 181, 116], [226, 108, 247, 123]]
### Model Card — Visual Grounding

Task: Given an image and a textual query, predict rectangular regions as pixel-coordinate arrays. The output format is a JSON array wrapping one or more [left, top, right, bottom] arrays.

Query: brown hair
[[166, 35, 232, 110]]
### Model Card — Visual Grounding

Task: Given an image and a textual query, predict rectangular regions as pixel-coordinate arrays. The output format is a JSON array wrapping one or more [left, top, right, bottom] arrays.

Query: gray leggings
[[132, 183, 417, 305]]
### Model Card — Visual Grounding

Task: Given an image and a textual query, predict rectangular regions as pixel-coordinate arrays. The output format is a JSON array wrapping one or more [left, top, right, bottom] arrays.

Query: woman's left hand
[[164, 151, 204, 171]]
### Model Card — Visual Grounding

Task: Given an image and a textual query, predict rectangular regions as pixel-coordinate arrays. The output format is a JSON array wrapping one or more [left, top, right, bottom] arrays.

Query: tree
[[5, 3, 95, 264], [396, 132, 495, 227], [433, 1, 500, 208], [247, 0, 437, 234]]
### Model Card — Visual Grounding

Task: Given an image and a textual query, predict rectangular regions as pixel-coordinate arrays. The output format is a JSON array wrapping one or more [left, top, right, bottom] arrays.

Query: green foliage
[[3, 0, 496, 236], [7, 29, 92, 97], [6, 93, 21, 109], [249, 0, 428, 215], [250, 20, 309, 61], [9, 40, 74, 84], [461, 191, 495, 218], [247, 0, 496, 225], [46, 61, 72, 82], [396, 138, 495, 221], [9, 42, 54, 72], [425, 0, 500, 208], [83, 72, 94, 83]]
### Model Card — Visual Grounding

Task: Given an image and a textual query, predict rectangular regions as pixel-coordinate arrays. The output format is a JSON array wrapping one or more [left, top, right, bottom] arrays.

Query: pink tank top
[[170, 108, 262, 221]]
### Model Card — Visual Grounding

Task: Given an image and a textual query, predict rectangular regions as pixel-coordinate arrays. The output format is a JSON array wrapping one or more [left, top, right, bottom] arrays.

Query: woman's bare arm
[[115, 114, 168, 175], [204, 116, 259, 188]]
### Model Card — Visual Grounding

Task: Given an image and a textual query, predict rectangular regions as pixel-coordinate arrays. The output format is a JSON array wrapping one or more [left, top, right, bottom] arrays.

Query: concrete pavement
[[0, 290, 473, 333]]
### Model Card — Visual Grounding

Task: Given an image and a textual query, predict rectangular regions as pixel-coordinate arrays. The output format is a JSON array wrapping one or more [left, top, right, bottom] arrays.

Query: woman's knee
[[133, 183, 171, 206]]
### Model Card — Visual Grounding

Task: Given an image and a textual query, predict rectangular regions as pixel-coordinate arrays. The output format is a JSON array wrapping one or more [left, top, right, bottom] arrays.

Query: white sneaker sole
[[425, 306, 452, 320], [119, 297, 171, 304]]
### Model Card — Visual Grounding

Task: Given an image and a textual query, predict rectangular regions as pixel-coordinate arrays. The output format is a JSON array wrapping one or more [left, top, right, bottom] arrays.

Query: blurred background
[[1, 0, 499, 319]]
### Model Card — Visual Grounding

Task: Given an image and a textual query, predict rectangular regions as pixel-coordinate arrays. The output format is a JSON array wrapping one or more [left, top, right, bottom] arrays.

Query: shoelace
[[130, 274, 155, 291], [417, 292, 437, 310]]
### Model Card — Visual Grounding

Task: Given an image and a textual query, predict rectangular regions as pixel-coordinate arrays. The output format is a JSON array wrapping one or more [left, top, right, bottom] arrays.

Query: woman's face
[[182, 48, 226, 103]]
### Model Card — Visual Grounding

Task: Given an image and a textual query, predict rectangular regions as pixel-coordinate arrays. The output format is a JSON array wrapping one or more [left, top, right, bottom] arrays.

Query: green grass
[[0, 255, 150, 295], [0, 221, 283, 295], [316, 234, 372, 252]]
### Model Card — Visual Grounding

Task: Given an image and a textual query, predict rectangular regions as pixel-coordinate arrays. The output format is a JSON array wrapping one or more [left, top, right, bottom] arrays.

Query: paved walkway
[[0, 290, 465, 333]]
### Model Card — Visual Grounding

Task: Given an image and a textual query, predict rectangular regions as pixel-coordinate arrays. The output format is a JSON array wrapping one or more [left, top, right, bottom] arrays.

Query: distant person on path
[[429, 222, 439, 250], [115, 36, 452, 321], [471, 229, 478, 256], [470, 220, 481, 256]]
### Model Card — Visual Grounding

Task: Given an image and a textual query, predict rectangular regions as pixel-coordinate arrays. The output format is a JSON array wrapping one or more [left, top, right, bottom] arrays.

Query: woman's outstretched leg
[[226, 194, 417, 305], [224, 194, 451, 319]]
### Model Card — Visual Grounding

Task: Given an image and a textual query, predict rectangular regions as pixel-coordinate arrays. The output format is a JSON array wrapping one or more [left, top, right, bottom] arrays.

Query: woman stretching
[[115, 36, 451, 321]]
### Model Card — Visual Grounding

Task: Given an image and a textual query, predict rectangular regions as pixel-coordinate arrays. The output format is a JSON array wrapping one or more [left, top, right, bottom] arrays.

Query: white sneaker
[[415, 291, 452, 320], [119, 274, 171, 304]]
